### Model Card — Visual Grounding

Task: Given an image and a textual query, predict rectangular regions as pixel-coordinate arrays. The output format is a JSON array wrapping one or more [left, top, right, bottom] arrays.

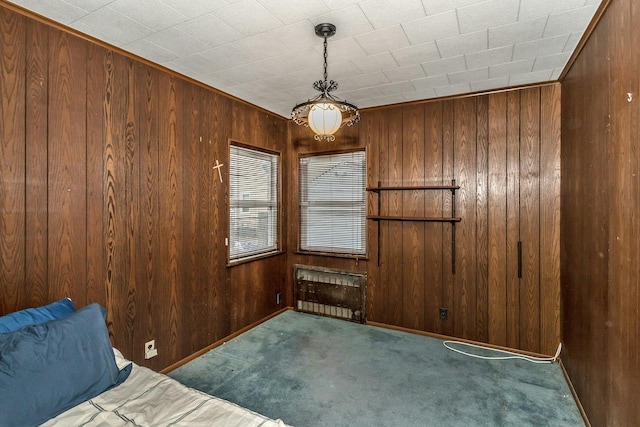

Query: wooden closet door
[[518, 88, 541, 353], [488, 87, 552, 355]]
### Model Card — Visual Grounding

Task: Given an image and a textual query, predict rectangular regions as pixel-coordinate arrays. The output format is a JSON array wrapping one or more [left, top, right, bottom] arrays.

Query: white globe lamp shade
[[308, 103, 342, 138]]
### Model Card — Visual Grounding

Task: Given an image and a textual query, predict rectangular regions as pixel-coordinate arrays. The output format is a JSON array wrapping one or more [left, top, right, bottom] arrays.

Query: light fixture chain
[[323, 36, 328, 93]]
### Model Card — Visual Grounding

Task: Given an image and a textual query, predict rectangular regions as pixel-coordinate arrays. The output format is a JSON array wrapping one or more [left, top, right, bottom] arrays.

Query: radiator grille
[[294, 265, 366, 323]]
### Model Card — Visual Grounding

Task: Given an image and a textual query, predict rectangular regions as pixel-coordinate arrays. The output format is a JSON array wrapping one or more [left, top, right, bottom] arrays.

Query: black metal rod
[[452, 223, 456, 275], [451, 179, 456, 275], [377, 180, 381, 267]]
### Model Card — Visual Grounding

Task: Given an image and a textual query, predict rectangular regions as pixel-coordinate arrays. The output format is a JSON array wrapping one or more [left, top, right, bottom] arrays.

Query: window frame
[[227, 140, 282, 266], [297, 148, 367, 259]]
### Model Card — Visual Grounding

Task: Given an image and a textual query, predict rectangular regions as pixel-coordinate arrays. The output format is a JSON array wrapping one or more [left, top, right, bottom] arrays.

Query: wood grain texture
[[539, 84, 561, 357], [210, 93, 232, 343], [86, 44, 107, 310], [123, 56, 138, 356], [159, 74, 182, 364], [47, 31, 87, 305], [453, 97, 477, 340], [423, 102, 444, 334], [440, 100, 455, 337], [24, 19, 48, 307], [104, 51, 130, 348], [0, 9, 25, 314], [364, 111, 382, 321], [182, 83, 201, 354], [505, 90, 520, 349], [518, 87, 541, 353], [386, 107, 404, 327], [475, 95, 489, 343], [487, 92, 508, 347], [401, 105, 425, 330], [602, 1, 640, 426], [377, 110, 390, 325], [134, 61, 161, 369], [560, 2, 612, 425]]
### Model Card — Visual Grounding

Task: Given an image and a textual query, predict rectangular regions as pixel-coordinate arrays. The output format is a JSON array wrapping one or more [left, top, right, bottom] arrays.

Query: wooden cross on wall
[[212, 159, 224, 183]]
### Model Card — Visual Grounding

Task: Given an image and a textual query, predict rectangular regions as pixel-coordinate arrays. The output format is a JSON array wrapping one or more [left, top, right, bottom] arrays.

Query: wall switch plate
[[145, 340, 158, 359], [439, 308, 448, 320]]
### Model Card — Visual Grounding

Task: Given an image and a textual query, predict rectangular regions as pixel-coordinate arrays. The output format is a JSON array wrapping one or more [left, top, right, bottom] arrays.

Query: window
[[229, 144, 279, 262], [299, 150, 366, 255]]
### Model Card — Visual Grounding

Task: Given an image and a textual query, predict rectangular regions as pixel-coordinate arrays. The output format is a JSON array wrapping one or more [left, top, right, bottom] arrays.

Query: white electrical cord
[[443, 340, 562, 364]]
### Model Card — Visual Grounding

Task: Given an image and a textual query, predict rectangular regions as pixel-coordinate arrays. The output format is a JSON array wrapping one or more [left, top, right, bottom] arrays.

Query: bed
[[0, 299, 288, 427]]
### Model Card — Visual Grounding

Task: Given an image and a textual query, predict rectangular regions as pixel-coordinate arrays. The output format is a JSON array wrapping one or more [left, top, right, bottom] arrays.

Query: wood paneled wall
[[0, 5, 287, 369], [287, 85, 561, 356], [561, 0, 640, 425]]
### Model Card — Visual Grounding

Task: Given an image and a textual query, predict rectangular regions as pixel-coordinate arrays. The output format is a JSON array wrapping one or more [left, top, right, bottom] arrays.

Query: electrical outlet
[[276, 292, 282, 305], [439, 308, 448, 320], [145, 340, 158, 359]]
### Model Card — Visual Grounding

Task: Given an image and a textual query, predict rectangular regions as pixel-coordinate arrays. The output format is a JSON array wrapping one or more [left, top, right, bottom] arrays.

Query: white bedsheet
[[41, 349, 288, 427]]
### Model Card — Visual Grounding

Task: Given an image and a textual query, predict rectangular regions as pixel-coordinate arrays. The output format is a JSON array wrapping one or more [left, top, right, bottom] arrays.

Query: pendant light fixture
[[291, 23, 359, 142]]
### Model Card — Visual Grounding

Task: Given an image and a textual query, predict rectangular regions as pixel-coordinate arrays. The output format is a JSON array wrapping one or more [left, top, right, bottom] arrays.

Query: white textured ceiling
[[9, 0, 601, 118]]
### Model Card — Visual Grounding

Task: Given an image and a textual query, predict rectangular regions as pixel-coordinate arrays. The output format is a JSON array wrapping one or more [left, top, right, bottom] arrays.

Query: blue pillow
[[0, 297, 75, 333], [0, 303, 131, 427]]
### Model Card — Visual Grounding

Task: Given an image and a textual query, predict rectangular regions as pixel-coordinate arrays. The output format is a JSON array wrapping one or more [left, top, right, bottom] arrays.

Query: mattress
[[40, 349, 288, 427]]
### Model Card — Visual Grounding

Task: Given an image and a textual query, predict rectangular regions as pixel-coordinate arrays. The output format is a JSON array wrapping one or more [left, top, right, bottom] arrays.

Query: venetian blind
[[229, 145, 279, 261], [299, 150, 366, 255]]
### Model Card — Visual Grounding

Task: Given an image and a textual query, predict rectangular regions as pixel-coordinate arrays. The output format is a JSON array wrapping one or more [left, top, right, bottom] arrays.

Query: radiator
[[294, 265, 366, 323]]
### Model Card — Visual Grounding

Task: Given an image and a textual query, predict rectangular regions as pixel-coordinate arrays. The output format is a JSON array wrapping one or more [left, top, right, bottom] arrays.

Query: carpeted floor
[[168, 310, 584, 427]]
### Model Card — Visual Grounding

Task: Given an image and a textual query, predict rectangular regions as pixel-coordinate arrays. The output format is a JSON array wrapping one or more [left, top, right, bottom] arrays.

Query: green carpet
[[168, 310, 584, 427]]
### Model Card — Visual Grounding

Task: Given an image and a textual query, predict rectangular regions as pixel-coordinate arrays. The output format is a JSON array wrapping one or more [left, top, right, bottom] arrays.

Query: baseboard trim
[[160, 306, 293, 374], [366, 320, 554, 360], [559, 359, 591, 427]]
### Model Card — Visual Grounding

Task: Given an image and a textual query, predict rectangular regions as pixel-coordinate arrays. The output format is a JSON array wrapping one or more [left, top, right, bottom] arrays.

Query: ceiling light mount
[[291, 23, 359, 142], [314, 22, 336, 38]]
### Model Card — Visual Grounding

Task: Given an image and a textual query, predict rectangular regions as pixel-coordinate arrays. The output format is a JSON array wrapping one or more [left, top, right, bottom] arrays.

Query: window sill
[[294, 250, 368, 261], [227, 250, 285, 268]]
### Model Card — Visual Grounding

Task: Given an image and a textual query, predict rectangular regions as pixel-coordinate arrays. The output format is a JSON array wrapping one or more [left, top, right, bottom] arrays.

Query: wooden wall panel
[[607, 2, 640, 426], [0, 10, 25, 313], [475, 95, 489, 343], [561, 11, 610, 424], [182, 82, 202, 355], [159, 74, 183, 364], [47, 31, 87, 305], [133, 61, 161, 369], [423, 102, 444, 334], [505, 90, 520, 349], [440, 101, 455, 337], [209, 93, 232, 343], [103, 50, 130, 349], [386, 107, 404, 327], [487, 92, 508, 347], [539, 84, 561, 357], [24, 20, 48, 308], [401, 105, 425, 330], [561, 0, 640, 424], [518, 87, 541, 353], [0, 4, 289, 369], [86, 44, 107, 310], [365, 110, 382, 321], [376, 111, 390, 325], [453, 97, 477, 340]]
